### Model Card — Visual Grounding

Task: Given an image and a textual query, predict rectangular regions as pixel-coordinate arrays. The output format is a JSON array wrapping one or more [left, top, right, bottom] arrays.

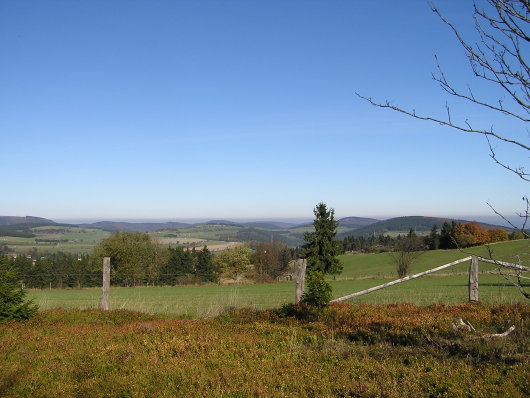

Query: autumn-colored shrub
[[488, 228, 509, 243], [454, 222, 490, 247]]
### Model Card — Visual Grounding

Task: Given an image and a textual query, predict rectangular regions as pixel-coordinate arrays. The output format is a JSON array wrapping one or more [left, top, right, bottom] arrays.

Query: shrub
[[302, 271, 332, 308], [0, 257, 38, 322]]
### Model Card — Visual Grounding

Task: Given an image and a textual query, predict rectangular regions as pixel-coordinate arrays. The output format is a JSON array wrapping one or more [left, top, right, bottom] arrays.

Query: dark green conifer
[[0, 256, 38, 322], [301, 202, 342, 307]]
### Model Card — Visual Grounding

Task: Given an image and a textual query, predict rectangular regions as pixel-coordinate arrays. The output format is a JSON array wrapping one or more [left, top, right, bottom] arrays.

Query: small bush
[[302, 271, 332, 308], [0, 260, 38, 322], [275, 302, 321, 321]]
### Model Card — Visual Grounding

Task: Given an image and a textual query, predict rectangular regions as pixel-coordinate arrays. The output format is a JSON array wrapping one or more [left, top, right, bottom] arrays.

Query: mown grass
[[0, 304, 528, 397]]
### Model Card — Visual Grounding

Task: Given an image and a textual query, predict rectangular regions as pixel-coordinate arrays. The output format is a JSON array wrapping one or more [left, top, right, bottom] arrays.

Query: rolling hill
[[338, 216, 380, 228], [77, 221, 192, 233], [0, 215, 514, 254], [337, 216, 512, 239], [0, 216, 56, 226]]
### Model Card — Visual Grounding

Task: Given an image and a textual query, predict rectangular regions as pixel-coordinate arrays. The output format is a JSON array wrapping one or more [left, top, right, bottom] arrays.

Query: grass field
[[27, 273, 527, 318], [152, 225, 242, 241], [1, 226, 110, 255], [27, 240, 529, 317], [3, 225, 243, 254], [338, 239, 530, 279]]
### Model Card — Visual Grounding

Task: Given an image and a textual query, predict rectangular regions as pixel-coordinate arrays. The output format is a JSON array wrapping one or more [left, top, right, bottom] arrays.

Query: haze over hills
[[77, 221, 192, 233], [337, 216, 513, 239], [337, 217, 381, 229], [0, 216, 56, 226], [0, 214, 516, 253], [0, 215, 511, 236]]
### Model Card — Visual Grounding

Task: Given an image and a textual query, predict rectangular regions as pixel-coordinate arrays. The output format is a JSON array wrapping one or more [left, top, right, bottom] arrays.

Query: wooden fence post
[[295, 259, 307, 303], [101, 257, 110, 310], [469, 255, 479, 302]]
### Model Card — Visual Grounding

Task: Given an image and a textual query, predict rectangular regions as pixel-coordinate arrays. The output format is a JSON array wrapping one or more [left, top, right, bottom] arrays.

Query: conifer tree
[[0, 256, 38, 321], [301, 202, 342, 307], [426, 225, 440, 250], [302, 202, 342, 276], [196, 245, 218, 282], [440, 221, 456, 249]]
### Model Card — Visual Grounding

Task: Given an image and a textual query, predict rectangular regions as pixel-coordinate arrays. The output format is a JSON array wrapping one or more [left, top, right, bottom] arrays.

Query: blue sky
[[1, 1, 527, 223]]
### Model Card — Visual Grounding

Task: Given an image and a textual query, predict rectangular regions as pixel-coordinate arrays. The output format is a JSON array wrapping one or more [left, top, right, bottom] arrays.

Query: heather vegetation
[[0, 304, 528, 396]]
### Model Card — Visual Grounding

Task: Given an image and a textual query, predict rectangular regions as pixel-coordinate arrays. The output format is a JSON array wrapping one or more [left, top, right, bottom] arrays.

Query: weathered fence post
[[295, 259, 307, 303], [101, 257, 110, 310], [469, 255, 479, 302]]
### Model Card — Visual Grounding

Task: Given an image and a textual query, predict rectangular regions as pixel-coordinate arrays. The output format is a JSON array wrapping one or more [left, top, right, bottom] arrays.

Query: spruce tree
[[302, 202, 342, 276], [426, 225, 440, 250], [440, 221, 456, 249], [196, 245, 218, 282], [301, 202, 342, 307], [0, 256, 38, 321], [163, 246, 184, 285]]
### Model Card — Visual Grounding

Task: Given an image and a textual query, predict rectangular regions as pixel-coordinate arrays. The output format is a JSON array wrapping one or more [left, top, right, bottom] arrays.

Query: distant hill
[[339, 216, 511, 238], [79, 219, 302, 233], [0, 215, 513, 247], [0, 216, 56, 226], [78, 221, 192, 233], [338, 217, 380, 229], [202, 220, 241, 226], [241, 221, 298, 229]]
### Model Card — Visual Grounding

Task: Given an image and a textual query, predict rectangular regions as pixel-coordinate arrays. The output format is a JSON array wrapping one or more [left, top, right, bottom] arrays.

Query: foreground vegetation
[[0, 304, 528, 396]]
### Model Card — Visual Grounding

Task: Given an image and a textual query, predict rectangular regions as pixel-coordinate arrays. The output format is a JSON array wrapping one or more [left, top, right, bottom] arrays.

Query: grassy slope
[[338, 239, 530, 279]]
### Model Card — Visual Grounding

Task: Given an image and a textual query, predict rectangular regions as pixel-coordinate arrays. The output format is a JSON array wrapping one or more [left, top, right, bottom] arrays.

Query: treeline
[[342, 221, 518, 253], [2, 232, 298, 289], [91, 232, 219, 287], [0, 225, 35, 238], [2, 253, 97, 289], [35, 238, 68, 243], [159, 246, 218, 285]]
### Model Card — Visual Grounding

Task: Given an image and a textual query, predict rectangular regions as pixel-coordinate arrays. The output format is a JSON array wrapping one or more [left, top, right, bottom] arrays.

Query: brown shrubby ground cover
[[0, 303, 528, 397]]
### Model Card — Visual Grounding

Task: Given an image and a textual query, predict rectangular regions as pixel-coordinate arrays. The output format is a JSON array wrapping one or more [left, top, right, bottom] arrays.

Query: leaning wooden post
[[469, 255, 479, 302], [101, 257, 110, 310], [295, 259, 307, 303]]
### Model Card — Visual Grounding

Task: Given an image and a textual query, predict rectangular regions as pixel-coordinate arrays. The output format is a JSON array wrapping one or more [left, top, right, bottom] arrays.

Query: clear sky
[[1, 1, 527, 223]]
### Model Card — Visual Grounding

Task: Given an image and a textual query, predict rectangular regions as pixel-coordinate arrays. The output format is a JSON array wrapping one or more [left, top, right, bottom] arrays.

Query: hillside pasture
[[27, 240, 529, 317], [1, 227, 110, 254], [337, 239, 530, 279], [15, 240, 530, 316], [152, 225, 242, 241]]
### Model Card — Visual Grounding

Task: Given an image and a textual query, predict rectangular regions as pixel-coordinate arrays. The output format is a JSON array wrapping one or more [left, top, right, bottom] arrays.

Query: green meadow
[[27, 240, 529, 317]]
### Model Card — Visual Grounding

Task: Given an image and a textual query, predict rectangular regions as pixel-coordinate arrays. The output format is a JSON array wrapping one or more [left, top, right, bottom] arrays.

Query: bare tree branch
[[357, 0, 529, 182], [355, 92, 530, 151], [358, 2, 530, 298]]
